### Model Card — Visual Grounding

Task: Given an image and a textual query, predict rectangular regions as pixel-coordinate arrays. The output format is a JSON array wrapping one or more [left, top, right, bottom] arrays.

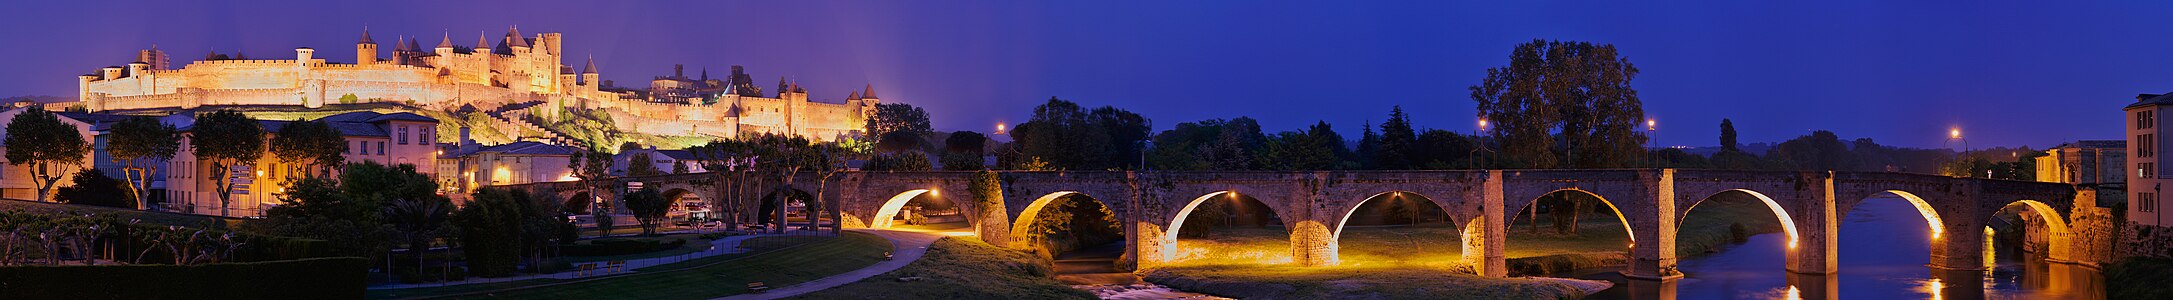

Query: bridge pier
[[1464, 170, 1506, 277], [1787, 174, 1839, 275], [1624, 169, 1681, 280]]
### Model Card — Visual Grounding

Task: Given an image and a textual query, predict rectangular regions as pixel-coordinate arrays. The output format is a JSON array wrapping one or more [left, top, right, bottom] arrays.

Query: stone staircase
[[487, 102, 578, 145]]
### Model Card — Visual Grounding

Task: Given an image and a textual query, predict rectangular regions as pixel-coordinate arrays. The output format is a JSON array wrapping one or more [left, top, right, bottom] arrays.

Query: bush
[[55, 169, 133, 208], [0, 257, 367, 299], [561, 238, 687, 257]]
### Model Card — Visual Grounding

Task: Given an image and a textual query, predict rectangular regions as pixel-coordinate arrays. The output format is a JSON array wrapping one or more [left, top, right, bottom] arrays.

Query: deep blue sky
[[3, 1, 2166, 149]]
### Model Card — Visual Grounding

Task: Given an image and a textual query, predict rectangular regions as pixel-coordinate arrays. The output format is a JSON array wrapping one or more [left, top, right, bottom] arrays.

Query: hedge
[[0, 257, 368, 299], [561, 237, 687, 257]]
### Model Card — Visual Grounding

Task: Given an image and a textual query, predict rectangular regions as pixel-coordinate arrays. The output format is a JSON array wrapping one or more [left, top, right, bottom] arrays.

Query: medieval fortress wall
[[64, 28, 875, 143]]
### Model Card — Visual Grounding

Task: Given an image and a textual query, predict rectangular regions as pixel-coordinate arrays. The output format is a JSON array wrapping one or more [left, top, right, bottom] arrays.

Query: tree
[[1355, 124, 1381, 169], [865, 103, 932, 142], [1414, 129, 1477, 169], [1471, 40, 1647, 169], [625, 152, 664, 177], [940, 131, 989, 171], [383, 194, 450, 272], [269, 118, 346, 178], [1376, 107, 1419, 170], [4, 107, 89, 202], [1769, 131, 1856, 171], [108, 116, 179, 209], [192, 110, 265, 216], [455, 188, 524, 277], [55, 169, 131, 208], [621, 187, 671, 235], [567, 148, 615, 216], [1719, 119, 1739, 152], [1011, 97, 1150, 170], [866, 151, 934, 171]]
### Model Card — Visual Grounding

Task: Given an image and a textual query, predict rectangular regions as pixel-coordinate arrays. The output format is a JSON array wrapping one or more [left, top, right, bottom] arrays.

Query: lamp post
[[1471, 118, 1493, 169], [1646, 118, 1658, 167], [1947, 128, 1976, 177]]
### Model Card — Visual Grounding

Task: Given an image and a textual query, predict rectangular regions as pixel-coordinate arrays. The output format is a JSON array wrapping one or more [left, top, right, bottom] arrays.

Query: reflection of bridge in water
[[498, 169, 2114, 282]]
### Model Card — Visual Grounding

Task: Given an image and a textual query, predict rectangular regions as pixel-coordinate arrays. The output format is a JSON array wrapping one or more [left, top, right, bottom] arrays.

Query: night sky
[[4, 1, 2168, 149]]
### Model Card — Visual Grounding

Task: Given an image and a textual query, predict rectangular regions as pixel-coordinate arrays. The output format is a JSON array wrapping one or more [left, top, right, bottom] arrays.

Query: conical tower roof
[[407, 35, 423, 52], [862, 84, 877, 99], [581, 56, 598, 74], [476, 31, 491, 51], [436, 32, 453, 49], [848, 91, 860, 100], [358, 27, 375, 44], [504, 26, 530, 48]]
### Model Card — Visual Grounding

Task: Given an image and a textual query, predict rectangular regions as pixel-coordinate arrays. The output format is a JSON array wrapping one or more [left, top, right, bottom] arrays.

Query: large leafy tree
[[622, 187, 671, 235], [193, 109, 265, 216], [55, 169, 131, 208], [567, 147, 615, 215], [1769, 130, 1857, 171], [3, 107, 88, 202], [1470, 40, 1647, 169], [108, 116, 179, 209], [865, 103, 932, 143], [384, 193, 450, 271], [1010, 97, 1150, 170], [269, 118, 346, 178], [688, 139, 754, 228], [454, 188, 524, 277], [624, 152, 665, 177], [940, 131, 988, 171], [1719, 119, 1739, 152]]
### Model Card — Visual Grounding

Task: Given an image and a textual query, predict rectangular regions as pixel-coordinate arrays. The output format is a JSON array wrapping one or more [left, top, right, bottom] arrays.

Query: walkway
[[369, 233, 765, 290], [715, 229, 944, 300]]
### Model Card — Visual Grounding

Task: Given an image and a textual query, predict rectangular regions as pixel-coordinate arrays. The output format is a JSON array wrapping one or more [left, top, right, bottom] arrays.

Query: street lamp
[[1472, 118, 1494, 169], [1646, 118, 1658, 167]]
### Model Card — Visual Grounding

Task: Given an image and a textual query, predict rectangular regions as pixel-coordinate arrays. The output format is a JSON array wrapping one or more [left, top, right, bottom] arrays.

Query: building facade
[[438, 138, 578, 203], [65, 27, 879, 143], [165, 111, 438, 217], [0, 109, 96, 201]]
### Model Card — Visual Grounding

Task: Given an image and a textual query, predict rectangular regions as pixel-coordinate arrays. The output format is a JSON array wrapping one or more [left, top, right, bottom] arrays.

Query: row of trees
[[3, 108, 360, 217]]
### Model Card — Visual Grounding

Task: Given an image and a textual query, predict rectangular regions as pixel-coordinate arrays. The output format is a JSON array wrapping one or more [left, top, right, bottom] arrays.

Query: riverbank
[[1142, 263, 1596, 299], [2106, 257, 2173, 299], [787, 236, 1096, 299]]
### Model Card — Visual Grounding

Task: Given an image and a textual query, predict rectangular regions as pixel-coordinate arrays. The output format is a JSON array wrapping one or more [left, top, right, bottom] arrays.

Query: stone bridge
[[495, 169, 2112, 279]]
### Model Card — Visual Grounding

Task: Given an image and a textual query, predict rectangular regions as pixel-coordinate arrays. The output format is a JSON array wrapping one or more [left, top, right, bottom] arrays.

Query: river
[[1578, 197, 2105, 299]]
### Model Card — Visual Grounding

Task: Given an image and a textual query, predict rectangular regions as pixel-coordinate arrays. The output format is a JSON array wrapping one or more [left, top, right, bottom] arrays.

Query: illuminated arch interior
[[1330, 191, 1449, 241], [1879, 190, 1948, 237], [1162, 191, 1237, 261], [1683, 189, 1802, 248], [1009, 191, 1080, 246], [1515, 189, 1636, 244], [1996, 199, 2070, 234], [868, 189, 933, 229]]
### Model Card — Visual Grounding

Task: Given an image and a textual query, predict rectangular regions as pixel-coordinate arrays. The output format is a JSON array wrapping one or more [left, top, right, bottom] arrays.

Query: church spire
[[862, 84, 877, 99]]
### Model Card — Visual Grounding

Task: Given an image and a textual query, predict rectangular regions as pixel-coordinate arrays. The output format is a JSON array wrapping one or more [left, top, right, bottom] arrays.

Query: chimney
[[459, 127, 478, 153]]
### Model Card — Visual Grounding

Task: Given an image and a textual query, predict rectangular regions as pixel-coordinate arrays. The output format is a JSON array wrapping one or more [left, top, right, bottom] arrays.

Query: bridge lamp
[[927, 189, 939, 197], [1646, 119, 1656, 131], [1949, 128, 1961, 139]]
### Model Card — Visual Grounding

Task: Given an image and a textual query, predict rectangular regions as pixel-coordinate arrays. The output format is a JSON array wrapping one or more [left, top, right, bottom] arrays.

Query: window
[[2141, 110, 2156, 130], [399, 126, 409, 145], [2144, 192, 2159, 213], [357, 140, 367, 154], [421, 131, 432, 145], [2144, 134, 2158, 158], [377, 142, 385, 155], [2144, 162, 2157, 179]]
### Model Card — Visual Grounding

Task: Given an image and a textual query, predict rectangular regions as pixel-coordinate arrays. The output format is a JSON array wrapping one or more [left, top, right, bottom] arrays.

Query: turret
[[295, 47, 315, 67], [101, 66, 122, 80], [126, 62, 149, 77], [356, 27, 378, 65], [503, 26, 531, 53], [580, 56, 599, 86], [77, 74, 96, 105], [861, 84, 878, 102], [476, 31, 492, 56], [435, 32, 454, 56], [390, 36, 408, 65]]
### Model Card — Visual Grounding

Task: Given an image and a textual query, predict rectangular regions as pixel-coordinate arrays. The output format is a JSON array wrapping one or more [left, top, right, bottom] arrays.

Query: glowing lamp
[[1949, 128, 1961, 139]]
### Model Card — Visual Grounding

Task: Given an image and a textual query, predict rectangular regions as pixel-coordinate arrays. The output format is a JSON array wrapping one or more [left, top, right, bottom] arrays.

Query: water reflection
[[1578, 197, 2104, 299]]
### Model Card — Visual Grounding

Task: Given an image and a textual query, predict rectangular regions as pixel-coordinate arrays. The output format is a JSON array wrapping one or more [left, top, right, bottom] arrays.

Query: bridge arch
[[1509, 188, 1636, 245], [867, 189, 935, 229], [1861, 190, 1947, 238], [1008, 191, 1126, 255], [1989, 199, 2073, 263], [1163, 190, 1295, 264], [1679, 189, 1801, 249], [1328, 191, 1459, 266]]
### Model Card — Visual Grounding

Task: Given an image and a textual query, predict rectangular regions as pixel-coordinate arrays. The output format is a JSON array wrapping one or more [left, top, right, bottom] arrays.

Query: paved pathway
[[716, 229, 945, 300], [369, 233, 764, 290]]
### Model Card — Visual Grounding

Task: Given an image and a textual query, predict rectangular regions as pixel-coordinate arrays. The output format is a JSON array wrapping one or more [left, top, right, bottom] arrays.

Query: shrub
[[561, 237, 687, 257], [54, 169, 132, 208]]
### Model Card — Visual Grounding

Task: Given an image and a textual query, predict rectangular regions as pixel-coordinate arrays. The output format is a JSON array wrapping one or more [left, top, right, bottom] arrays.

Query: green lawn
[[787, 237, 1096, 300], [367, 231, 890, 300]]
